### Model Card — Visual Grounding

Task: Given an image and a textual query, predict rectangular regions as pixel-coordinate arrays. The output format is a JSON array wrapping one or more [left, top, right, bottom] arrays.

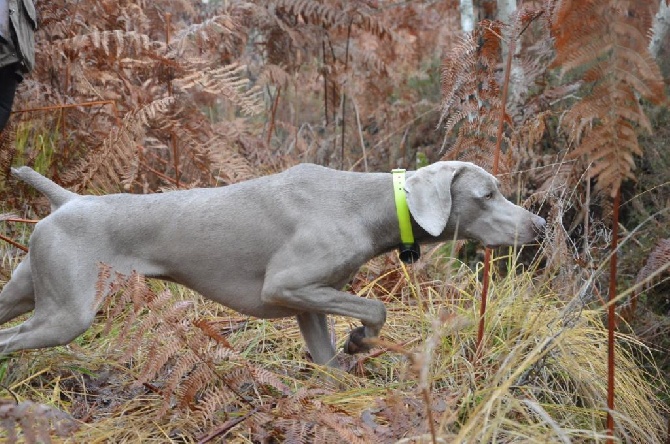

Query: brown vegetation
[[0, 0, 669, 442]]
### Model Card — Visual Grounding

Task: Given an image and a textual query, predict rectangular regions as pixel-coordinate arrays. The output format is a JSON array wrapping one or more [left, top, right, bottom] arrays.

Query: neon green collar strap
[[392, 169, 420, 263]]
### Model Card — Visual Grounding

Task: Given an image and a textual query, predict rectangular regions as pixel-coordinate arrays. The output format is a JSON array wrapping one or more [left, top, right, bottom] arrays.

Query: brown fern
[[61, 97, 171, 192], [13, 1, 265, 194], [439, 20, 513, 181], [100, 272, 290, 425], [439, 7, 552, 189], [174, 64, 264, 116], [97, 271, 388, 441], [636, 239, 670, 289], [625, 238, 670, 320], [0, 399, 78, 443], [170, 12, 248, 62], [10, 0, 413, 199], [550, 0, 666, 196]]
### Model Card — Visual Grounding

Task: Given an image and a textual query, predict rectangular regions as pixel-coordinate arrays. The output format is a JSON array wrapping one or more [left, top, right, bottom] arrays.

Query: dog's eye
[[484, 191, 494, 200]]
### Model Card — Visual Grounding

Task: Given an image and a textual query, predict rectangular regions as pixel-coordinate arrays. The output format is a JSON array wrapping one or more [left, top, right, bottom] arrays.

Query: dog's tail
[[11, 166, 78, 211]]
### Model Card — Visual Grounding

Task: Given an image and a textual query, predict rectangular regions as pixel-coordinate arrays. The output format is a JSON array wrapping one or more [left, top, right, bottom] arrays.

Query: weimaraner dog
[[1, 162, 545, 366]]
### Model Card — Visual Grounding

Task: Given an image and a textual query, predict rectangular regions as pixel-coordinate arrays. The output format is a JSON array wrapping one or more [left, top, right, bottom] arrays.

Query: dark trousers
[[0, 65, 20, 133]]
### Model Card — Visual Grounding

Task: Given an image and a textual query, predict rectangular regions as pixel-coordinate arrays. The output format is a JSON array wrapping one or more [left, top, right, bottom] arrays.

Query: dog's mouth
[[484, 235, 540, 249], [485, 242, 532, 249]]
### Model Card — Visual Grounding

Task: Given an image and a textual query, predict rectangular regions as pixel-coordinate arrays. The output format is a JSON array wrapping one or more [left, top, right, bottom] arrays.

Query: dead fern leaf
[[635, 238, 670, 291], [118, 289, 176, 363], [64, 97, 175, 192], [550, 0, 665, 196], [0, 399, 78, 443], [100, 272, 298, 427], [439, 20, 514, 179], [272, 0, 347, 29], [174, 64, 264, 116], [0, 119, 16, 180], [171, 13, 247, 60], [257, 63, 293, 88], [57, 30, 162, 59]]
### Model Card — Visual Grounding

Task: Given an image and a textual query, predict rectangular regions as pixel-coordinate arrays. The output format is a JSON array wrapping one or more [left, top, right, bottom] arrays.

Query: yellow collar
[[392, 169, 420, 263]]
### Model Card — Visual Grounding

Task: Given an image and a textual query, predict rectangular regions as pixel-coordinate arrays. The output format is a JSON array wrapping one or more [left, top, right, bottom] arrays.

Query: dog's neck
[[356, 173, 426, 261], [391, 169, 420, 263]]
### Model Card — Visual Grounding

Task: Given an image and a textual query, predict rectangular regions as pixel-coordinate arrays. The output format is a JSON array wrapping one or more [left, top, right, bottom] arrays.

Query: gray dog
[[0, 162, 545, 366]]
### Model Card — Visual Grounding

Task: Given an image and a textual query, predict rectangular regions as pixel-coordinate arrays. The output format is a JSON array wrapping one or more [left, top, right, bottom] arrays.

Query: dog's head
[[404, 161, 545, 247]]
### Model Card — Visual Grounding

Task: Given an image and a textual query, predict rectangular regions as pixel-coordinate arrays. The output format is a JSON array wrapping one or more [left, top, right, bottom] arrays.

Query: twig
[[0, 234, 28, 252], [13, 100, 121, 127], [353, 337, 419, 368], [476, 28, 516, 356], [422, 386, 438, 444], [606, 188, 621, 443], [340, 19, 353, 170], [516, 10, 544, 40], [322, 32, 329, 126], [197, 407, 259, 443], [352, 99, 368, 172], [266, 86, 281, 146], [138, 151, 179, 186], [2, 218, 39, 224]]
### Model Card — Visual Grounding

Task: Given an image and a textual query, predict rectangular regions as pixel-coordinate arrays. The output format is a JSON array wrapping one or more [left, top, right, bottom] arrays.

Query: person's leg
[[0, 65, 19, 133]]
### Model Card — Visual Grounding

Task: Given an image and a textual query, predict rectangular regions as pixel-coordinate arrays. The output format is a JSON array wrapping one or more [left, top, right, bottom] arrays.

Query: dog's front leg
[[262, 283, 386, 366], [296, 312, 338, 367]]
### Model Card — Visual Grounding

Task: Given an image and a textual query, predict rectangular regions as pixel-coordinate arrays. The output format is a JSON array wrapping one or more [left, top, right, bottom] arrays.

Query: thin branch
[[197, 407, 259, 443], [476, 30, 516, 355], [0, 234, 28, 252], [607, 188, 621, 443], [352, 98, 368, 172], [340, 19, 353, 170]]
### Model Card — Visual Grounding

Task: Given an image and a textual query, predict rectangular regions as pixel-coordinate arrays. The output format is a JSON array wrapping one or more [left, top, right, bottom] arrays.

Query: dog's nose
[[532, 215, 547, 237]]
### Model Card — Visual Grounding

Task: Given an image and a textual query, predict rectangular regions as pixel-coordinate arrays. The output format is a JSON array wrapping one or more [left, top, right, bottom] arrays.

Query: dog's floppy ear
[[405, 162, 459, 237]]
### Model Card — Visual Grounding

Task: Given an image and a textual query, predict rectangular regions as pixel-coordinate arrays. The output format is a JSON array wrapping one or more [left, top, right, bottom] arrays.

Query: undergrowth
[[0, 244, 666, 442]]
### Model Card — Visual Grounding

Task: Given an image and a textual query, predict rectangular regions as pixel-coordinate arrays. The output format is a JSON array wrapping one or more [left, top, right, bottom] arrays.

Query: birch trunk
[[649, 0, 670, 58], [497, 0, 517, 60], [497, 0, 524, 114], [459, 0, 475, 33]]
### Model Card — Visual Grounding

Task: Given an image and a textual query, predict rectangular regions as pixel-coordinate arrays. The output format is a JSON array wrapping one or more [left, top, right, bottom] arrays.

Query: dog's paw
[[343, 326, 371, 354]]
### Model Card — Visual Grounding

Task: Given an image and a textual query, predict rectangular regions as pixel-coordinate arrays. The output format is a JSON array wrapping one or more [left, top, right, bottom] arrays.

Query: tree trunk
[[478, 0, 497, 20], [460, 0, 475, 33], [649, 0, 670, 58], [496, 0, 524, 116], [496, 0, 516, 24], [497, 0, 517, 60]]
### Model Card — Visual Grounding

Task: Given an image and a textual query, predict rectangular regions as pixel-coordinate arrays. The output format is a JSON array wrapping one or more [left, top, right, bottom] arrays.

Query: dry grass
[[0, 242, 667, 443]]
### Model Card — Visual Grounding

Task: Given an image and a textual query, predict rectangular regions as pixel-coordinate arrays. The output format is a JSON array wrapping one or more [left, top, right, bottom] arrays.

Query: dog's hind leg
[[0, 255, 36, 325], [0, 287, 97, 354], [0, 253, 99, 354], [296, 312, 338, 367]]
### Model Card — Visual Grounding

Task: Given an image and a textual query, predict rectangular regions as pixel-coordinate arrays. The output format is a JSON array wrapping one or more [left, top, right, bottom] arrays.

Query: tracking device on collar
[[398, 242, 421, 264], [392, 169, 420, 264]]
